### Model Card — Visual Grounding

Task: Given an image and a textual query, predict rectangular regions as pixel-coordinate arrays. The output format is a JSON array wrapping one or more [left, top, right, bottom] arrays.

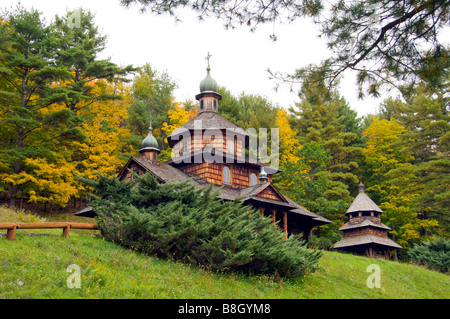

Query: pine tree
[[121, 0, 449, 98], [217, 88, 279, 131], [0, 7, 135, 209], [289, 85, 362, 203], [362, 116, 438, 250], [52, 9, 135, 113], [383, 86, 450, 234], [0, 6, 85, 207], [274, 141, 348, 249]]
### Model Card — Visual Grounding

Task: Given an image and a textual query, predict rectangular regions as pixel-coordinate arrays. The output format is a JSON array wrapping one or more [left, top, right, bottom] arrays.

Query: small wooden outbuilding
[[333, 182, 401, 259]]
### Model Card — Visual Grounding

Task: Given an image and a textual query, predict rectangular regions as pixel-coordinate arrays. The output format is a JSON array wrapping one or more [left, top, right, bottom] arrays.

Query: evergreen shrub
[[86, 173, 322, 278], [408, 237, 450, 273]]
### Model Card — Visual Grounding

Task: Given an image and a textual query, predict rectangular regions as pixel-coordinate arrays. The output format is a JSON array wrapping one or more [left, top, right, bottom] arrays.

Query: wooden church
[[77, 60, 331, 240], [333, 182, 402, 259]]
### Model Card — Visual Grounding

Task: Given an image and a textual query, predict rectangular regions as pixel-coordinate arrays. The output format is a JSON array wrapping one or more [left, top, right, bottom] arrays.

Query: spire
[[196, 53, 222, 111], [199, 53, 218, 93], [346, 181, 383, 215], [148, 116, 153, 131], [140, 116, 160, 162], [358, 182, 365, 193]]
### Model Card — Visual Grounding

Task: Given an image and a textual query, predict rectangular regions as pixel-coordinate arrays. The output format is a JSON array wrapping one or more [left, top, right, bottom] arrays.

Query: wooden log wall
[[344, 227, 387, 238], [349, 214, 381, 225], [256, 186, 283, 201], [181, 162, 260, 189], [172, 130, 245, 158]]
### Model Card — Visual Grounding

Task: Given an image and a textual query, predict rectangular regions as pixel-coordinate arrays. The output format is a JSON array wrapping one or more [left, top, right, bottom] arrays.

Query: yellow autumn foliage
[[22, 157, 78, 206], [72, 79, 135, 181], [161, 102, 192, 138], [275, 108, 301, 165]]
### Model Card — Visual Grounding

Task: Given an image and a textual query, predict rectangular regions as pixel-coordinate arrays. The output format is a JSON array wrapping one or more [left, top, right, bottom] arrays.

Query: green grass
[[1, 206, 449, 299]]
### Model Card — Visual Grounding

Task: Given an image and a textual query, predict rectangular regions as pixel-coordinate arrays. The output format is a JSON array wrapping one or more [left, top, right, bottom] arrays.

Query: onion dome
[[259, 166, 268, 182], [195, 53, 222, 104], [199, 66, 218, 93], [140, 116, 160, 153]]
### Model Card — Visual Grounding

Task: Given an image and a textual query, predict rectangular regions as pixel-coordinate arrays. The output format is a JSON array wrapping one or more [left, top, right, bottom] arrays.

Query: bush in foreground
[[85, 173, 322, 278], [408, 237, 450, 273]]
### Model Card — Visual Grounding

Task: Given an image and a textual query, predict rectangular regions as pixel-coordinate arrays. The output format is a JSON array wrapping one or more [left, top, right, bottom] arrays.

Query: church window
[[213, 100, 217, 110], [200, 100, 204, 110], [250, 173, 257, 186], [223, 166, 231, 184], [228, 140, 234, 154], [181, 139, 189, 155]]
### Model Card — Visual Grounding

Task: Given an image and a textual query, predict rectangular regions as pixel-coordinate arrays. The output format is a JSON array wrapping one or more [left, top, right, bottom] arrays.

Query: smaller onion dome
[[140, 116, 160, 152], [259, 166, 268, 182]]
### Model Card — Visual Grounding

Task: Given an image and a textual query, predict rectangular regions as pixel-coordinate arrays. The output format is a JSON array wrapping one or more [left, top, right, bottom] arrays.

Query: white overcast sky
[[2, 0, 387, 116]]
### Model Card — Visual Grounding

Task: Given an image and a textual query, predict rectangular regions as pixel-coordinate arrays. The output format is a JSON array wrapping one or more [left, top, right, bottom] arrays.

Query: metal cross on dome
[[148, 116, 153, 130], [205, 52, 212, 68]]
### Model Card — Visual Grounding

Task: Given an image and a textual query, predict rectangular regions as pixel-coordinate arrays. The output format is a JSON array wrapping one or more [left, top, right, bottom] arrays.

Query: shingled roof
[[117, 156, 201, 186], [167, 111, 248, 147], [114, 158, 331, 225], [333, 234, 402, 249], [339, 219, 391, 231], [346, 182, 383, 215]]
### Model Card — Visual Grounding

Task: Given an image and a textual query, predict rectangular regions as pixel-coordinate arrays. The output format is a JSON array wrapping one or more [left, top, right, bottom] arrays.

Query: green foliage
[[274, 142, 349, 249], [0, 6, 135, 208], [1, 232, 449, 298], [218, 87, 279, 131], [126, 63, 178, 152], [51, 9, 135, 113], [384, 86, 449, 234], [86, 173, 322, 278], [408, 238, 450, 273], [290, 84, 361, 204], [0, 6, 84, 207]]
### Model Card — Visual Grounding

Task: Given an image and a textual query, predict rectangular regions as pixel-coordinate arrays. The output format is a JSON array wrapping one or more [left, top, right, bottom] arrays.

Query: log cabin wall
[[172, 130, 244, 158], [140, 150, 158, 162], [180, 162, 260, 188], [344, 227, 387, 238], [349, 215, 381, 225]]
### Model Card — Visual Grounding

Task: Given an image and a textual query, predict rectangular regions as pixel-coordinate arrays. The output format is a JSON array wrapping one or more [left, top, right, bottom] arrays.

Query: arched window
[[183, 139, 188, 154], [228, 139, 234, 154], [250, 173, 257, 186], [200, 100, 204, 110], [223, 166, 231, 184], [213, 100, 217, 110]]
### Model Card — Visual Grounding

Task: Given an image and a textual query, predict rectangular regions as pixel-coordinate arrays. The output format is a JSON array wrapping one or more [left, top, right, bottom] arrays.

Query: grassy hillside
[[0, 206, 449, 299]]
